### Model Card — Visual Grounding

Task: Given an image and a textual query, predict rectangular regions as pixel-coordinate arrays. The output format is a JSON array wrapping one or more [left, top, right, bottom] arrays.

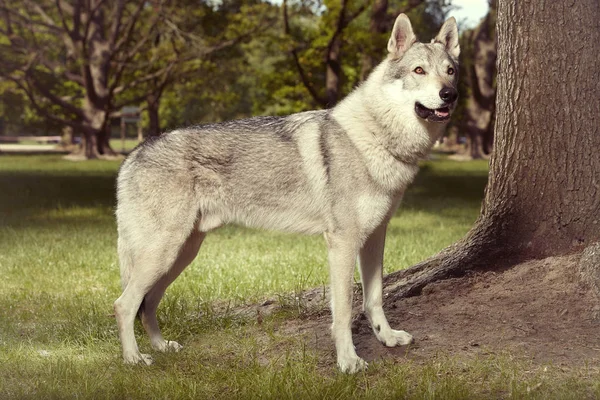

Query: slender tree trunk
[[67, 102, 117, 159], [463, 3, 496, 159], [385, 0, 600, 298], [359, 0, 388, 82], [147, 93, 161, 137], [325, 34, 342, 107], [97, 123, 116, 156]]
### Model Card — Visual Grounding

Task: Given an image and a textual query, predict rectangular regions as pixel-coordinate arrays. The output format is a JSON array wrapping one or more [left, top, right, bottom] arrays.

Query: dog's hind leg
[[114, 226, 198, 365], [140, 230, 205, 353], [359, 223, 413, 347]]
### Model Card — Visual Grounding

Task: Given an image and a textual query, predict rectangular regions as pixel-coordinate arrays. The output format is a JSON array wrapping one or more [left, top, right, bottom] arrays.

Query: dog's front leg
[[359, 223, 413, 347], [325, 232, 367, 373]]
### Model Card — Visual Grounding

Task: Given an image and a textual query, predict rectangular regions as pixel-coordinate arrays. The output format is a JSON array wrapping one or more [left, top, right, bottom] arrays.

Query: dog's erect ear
[[387, 14, 416, 57], [434, 17, 460, 59]]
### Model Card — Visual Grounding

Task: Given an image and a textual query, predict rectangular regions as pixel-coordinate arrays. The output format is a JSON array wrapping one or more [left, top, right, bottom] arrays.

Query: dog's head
[[383, 14, 460, 123]]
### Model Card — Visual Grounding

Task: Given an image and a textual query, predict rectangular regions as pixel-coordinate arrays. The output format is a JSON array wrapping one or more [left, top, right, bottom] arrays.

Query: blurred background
[[0, 0, 496, 160]]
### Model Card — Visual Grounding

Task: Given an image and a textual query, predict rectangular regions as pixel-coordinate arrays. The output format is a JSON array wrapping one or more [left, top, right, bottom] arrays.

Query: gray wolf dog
[[114, 14, 459, 373]]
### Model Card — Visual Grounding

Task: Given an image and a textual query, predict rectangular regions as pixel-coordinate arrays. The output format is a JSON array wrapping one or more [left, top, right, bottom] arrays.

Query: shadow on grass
[[401, 164, 488, 210], [0, 171, 118, 227]]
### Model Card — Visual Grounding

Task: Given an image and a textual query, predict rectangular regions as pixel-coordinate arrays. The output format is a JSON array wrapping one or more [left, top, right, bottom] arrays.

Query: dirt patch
[[273, 253, 600, 367]]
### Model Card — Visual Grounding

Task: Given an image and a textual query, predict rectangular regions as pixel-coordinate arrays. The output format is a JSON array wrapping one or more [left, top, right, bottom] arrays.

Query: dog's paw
[[337, 355, 368, 374], [123, 352, 154, 366], [377, 329, 414, 347], [164, 340, 183, 352], [153, 340, 183, 353]]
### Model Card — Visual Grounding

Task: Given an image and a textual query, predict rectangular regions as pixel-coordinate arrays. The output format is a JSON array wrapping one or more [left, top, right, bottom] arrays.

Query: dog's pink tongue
[[435, 108, 449, 118]]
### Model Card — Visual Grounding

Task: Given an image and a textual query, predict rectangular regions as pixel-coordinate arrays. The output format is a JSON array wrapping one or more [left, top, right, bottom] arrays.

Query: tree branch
[[8, 76, 89, 133], [113, 1, 147, 54], [112, 62, 176, 95], [108, 0, 126, 48], [25, 68, 85, 119], [283, 0, 327, 107], [29, 2, 60, 30]]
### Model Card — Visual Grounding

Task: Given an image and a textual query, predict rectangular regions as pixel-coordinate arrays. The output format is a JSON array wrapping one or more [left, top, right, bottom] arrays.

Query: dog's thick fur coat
[[114, 14, 460, 373]]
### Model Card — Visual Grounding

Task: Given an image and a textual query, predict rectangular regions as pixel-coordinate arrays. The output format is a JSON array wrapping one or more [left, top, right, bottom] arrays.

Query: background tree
[[0, 0, 167, 159], [385, 0, 599, 297], [283, 0, 368, 108], [462, 0, 495, 159], [151, 1, 282, 129], [121, 0, 276, 136]]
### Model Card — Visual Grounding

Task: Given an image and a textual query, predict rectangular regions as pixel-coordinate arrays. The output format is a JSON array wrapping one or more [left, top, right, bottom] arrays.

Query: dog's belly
[[197, 199, 326, 235], [232, 206, 326, 234]]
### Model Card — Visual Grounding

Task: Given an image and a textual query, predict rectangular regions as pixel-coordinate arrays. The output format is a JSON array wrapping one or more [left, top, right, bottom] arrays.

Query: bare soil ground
[[269, 253, 600, 367]]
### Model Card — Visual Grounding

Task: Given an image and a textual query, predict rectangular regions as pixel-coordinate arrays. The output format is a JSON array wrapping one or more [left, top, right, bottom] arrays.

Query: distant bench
[[0, 136, 62, 144]]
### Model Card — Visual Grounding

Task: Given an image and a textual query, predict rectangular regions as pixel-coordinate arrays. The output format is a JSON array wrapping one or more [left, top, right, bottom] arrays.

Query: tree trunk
[[64, 4, 117, 160], [65, 115, 113, 160], [147, 93, 161, 137], [385, 0, 600, 298], [463, 2, 496, 159], [97, 123, 117, 156], [325, 34, 342, 107], [359, 0, 389, 82]]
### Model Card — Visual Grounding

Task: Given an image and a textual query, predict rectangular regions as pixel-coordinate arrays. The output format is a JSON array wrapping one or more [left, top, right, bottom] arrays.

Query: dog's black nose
[[439, 87, 458, 103]]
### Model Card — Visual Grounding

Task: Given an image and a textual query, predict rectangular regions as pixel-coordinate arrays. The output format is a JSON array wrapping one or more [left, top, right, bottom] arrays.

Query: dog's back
[[117, 110, 370, 239]]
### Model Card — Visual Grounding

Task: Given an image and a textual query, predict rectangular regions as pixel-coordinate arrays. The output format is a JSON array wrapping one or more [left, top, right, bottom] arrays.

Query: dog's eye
[[414, 67, 425, 75], [447, 67, 455, 75]]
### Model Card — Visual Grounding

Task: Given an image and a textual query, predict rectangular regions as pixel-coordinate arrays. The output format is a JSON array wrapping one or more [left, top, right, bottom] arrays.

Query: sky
[[445, 0, 490, 29]]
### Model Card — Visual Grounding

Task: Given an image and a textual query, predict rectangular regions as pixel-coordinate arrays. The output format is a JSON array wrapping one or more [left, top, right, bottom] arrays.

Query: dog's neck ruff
[[330, 62, 447, 192]]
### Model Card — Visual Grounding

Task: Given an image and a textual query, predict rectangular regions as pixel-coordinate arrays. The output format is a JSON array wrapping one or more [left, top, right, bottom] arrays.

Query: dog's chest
[[354, 192, 395, 234]]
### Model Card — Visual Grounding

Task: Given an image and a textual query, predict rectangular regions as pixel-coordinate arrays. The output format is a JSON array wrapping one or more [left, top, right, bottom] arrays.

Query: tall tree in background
[[127, 0, 274, 136], [283, 0, 367, 108], [463, 0, 495, 159], [385, 0, 599, 296], [0, 0, 166, 158], [0, 0, 270, 152]]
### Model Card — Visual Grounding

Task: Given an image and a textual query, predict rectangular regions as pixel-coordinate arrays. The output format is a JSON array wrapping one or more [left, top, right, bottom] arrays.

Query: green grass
[[109, 138, 142, 152], [1, 154, 597, 399]]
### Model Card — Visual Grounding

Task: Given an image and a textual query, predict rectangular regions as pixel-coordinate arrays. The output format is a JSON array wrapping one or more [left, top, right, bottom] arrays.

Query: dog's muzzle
[[415, 86, 458, 123]]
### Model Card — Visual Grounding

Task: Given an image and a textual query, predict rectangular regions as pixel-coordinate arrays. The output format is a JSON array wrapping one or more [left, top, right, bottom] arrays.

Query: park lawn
[[1, 138, 140, 151], [0, 154, 597, 399]]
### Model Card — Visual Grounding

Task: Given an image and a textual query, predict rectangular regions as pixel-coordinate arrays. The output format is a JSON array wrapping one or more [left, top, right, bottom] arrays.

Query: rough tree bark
[[385, 0, 600, 298]]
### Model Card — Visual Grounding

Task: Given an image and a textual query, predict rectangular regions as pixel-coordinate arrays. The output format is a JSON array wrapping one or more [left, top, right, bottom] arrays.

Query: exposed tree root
[[383, 217, 510, 301]]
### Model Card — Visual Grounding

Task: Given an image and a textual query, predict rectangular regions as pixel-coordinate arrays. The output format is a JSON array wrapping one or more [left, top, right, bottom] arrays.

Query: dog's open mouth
[[415, 102, 452, 122]]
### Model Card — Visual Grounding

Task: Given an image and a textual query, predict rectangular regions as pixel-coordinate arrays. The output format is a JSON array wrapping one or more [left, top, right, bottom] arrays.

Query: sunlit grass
[[2, 154, 596, 398]]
